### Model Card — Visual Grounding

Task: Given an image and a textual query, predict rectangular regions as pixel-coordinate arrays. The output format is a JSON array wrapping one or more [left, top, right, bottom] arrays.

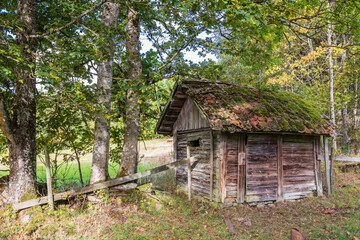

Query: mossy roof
[[156, 79, 334, 136]]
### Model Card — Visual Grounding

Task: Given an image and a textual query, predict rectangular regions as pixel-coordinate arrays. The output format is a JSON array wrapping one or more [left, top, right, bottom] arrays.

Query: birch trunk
[[6, 0, 38, 202], [328, 0, 337, 150], [342, 106, 349, 145], [354, 80, 358, 129], [118, 4, 142, 176], [90, 2, 120, 184]]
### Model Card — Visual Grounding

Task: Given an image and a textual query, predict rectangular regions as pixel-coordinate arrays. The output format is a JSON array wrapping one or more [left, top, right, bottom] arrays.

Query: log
[[13, 159, 188, 211], [224, 217, 237, 235]]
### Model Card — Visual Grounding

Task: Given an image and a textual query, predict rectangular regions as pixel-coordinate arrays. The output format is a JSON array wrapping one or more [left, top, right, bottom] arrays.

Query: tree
[[0, 0, 38, 202], [117, 2, 142, 176], [90, 1, 121, 184]]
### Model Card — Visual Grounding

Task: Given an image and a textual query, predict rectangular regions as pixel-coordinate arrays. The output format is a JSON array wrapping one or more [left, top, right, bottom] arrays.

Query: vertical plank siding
[[172, 97, 320, 203], [282, 135, 316, 200], [174, 98, 209, 131], [246, 135, 278, 202], [175, 130, 219, 200]]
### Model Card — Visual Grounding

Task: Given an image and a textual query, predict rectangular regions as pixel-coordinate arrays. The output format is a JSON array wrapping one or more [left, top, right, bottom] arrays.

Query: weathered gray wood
[[220, 133, 227, 202], [318, 155, 360, 162], [246, 134, 278, 202], [44, 145, 54, 211], [224, 217, 237, 235], [174, 98, 209, 131], [13, 159, 188, 211], [210, 129, 214, 201], [330, 147, 334, 192], [313, 138, 323, 196], [111, 183, 138, 191], [187, 144, 191, 201], [324, 136, 331, 195], [277, 135, 284, 202]]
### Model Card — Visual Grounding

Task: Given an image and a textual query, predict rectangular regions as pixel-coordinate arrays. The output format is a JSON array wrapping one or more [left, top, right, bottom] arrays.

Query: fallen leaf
[[324, 209, 335, 214]]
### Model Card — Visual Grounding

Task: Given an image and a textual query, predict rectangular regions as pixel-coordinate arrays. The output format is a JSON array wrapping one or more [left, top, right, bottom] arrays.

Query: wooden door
[[246, 134, 278, 202], [221, 133, 246, 203]]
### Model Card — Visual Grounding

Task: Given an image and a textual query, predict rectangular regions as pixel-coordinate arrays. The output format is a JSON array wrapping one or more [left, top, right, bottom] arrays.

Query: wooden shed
[[155, 79, 334, 203]]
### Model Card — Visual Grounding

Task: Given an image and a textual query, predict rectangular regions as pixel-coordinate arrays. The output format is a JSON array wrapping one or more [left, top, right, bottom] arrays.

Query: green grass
[[1, 161, 159, 191]]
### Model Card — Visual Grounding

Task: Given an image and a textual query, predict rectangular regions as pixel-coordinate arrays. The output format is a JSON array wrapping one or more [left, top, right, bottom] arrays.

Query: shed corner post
[[313, 136, 323, 197], [186, 144, 191, 201], [323, 136, 331, 195], [277, 135, 284, 202], [209, 129, 214, 202]]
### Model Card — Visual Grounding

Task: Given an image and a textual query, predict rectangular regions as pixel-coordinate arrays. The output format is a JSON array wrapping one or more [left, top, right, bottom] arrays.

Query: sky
[[140, 35, 218, 64]]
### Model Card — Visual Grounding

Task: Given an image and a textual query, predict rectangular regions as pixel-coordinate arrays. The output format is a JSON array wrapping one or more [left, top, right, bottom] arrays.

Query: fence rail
[[318, 155, 360, 162]]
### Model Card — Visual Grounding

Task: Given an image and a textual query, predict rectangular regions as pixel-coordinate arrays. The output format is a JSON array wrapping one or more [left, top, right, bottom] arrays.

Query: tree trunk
[[328, 0, 337, 150], [5, 0, 38, 203], [90, 1, 120, 184], [118, 4, 142, 177], [354, 80, 358, 129], [342, 106, 349, 145]]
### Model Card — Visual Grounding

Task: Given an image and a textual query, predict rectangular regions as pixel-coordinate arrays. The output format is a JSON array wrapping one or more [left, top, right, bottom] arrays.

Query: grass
[[1, 166, 360, 239]]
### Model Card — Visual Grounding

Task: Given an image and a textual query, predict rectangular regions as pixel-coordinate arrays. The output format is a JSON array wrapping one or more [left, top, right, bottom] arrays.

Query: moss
[[290, 119, 305, 131], [40, 224, 56, 237], [24, 223, 37, 235], [279, 120, 290, 130], [306, 121, 316, 130], [183, 80, 331, 134], [20, 191, 37, 202], [252, 107, 270, 117]]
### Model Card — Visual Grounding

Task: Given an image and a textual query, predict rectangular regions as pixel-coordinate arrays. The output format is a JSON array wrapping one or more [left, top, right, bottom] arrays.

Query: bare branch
[[156, 26, 205, 71], [29, 0, 106, 38]]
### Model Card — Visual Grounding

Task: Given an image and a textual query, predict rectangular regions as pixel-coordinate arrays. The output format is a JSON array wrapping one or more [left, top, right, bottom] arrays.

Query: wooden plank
[[13, 159, 188, 211], [238, 134, 245, 203], [44, 146, 54, 211], [187, 145, 192, 201], [324, 136, 331, 195], [318, 155, 360, 162], [313, 138, 323, 196], [220, 133, 227, 203], [209, 129, 214, 201], [224, 217, 237, 235], [246, 134, 278, 202], [277, 135, 284, 202], [214, 131, 221, 202]]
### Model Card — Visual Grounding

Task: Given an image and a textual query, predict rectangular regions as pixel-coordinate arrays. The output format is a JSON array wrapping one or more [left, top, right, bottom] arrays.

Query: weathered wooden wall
[[282, 135, 316, 200], [174, 98, 209, 131], [218, 133, 318, 203], [220, 133, 246, 203], [246, 135, 278, 202], [175, 130, 219, 200]]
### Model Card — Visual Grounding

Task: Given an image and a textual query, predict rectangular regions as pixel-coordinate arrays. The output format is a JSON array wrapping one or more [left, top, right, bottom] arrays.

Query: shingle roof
[[156, 79, 334, 136]]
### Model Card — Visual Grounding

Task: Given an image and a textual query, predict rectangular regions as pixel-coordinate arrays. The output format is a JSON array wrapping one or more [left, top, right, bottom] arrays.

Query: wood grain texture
[[246, 134, 278, 202], [277, 135, 284, 202], [174, 98, 209, 131], [13, 159, 188, 211], [282, 135, 316, 200], [175, 130, 218, 200]]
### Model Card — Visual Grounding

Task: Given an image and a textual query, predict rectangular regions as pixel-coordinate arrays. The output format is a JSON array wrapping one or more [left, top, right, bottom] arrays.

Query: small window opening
[[188, 139, 201, 147]]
